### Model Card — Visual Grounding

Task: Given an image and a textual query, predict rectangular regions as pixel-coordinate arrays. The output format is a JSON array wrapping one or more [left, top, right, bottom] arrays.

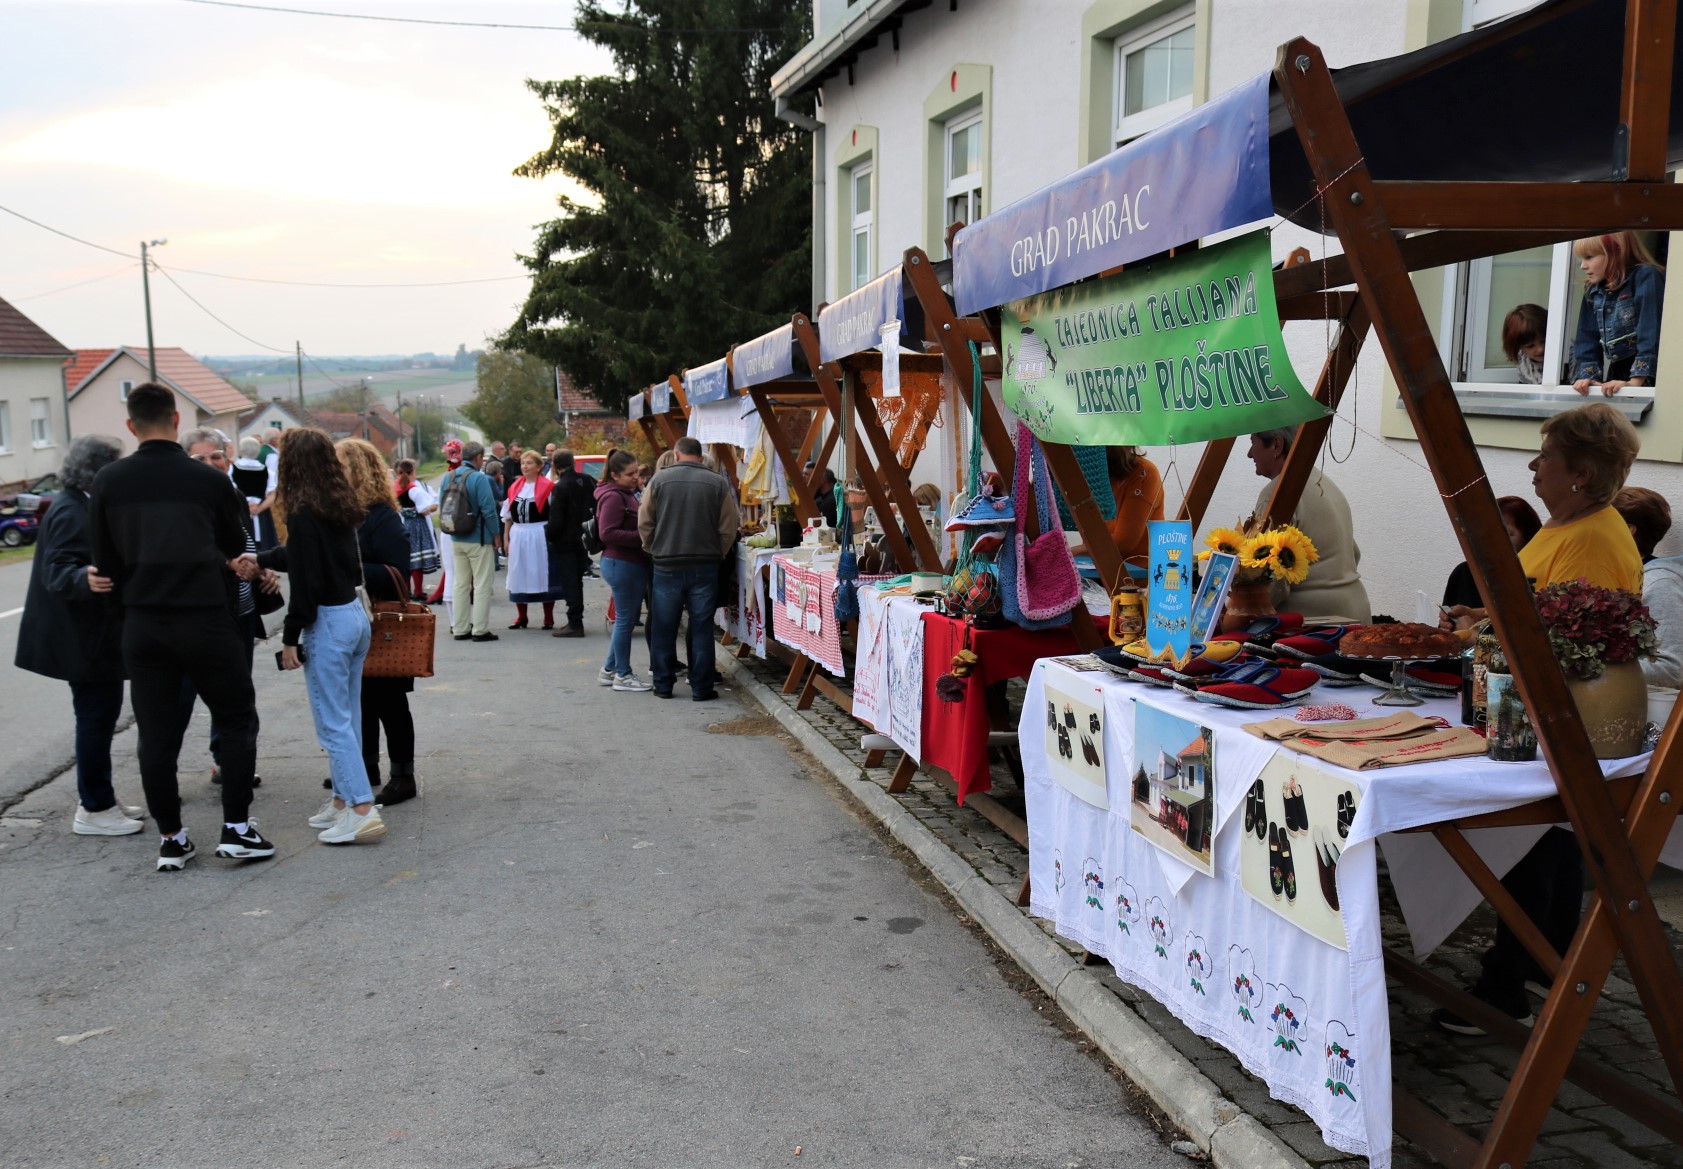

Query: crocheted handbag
[[1015, 425, 1082, 622]]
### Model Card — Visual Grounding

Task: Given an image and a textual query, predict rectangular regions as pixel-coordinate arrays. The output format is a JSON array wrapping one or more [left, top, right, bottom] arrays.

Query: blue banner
[[733, 322, 796, 388], [952, 72, 1273, 317], [1146, 520, 1195, 665], [627, 391, 645, 421], [819, 268, 909, 365], [650, 381, 672, 414], [684, 358, 731, 405]]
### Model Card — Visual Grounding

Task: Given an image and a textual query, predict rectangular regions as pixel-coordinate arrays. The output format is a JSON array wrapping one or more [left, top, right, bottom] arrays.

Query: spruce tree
[[504, 0, 810, 412]]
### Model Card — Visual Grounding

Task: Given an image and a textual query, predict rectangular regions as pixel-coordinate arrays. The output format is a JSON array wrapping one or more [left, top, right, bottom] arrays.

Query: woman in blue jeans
[[594, 451, 652, 692], [250, 428, 387, 845]]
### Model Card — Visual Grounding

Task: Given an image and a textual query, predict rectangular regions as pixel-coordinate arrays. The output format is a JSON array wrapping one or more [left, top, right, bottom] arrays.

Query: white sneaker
[[318, 805, 387, 845], [308, 797, 346, 829], [613, 674, 652, 692], [120, 803, 145, 820], [73, 806, 144, 836], [597, 667, 616, 687]]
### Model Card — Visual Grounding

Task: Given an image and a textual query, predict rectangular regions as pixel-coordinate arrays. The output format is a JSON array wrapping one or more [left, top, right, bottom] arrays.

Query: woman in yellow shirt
[[1435, 401, 1641, 1037]]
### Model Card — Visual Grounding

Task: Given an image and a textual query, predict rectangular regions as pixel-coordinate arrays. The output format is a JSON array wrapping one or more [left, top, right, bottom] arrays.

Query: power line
[[152, 264, 293, 355], [177, 0, 783, 34], [0, 200, 527, 288], [302, 352, 359, 392], [13, 263, 140, 302], [180, 0, 580, 31]]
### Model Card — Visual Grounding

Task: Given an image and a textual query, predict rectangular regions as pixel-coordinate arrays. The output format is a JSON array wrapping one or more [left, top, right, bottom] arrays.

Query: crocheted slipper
[[1273, 625, 1361, 660], [1127, 665, 1179, 687], [1207, 612, 1305, 648], [1159, 640, 1248, 680], [1189, 667, 1318, 709]]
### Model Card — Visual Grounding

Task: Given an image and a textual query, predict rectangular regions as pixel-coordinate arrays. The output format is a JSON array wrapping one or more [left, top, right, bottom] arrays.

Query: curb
[[721, 653, 1310, 1169]]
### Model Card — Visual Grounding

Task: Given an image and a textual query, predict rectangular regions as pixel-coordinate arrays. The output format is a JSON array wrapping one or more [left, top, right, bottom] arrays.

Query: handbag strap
[[1031, 436, 1062, 536], [1012, 422, 1033, 537], [382, 561, 410, 602], [966, 341, 984, 495]]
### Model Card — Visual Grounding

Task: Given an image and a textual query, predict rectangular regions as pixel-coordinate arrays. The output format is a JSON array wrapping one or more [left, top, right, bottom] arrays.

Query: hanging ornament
[[879, 317, 901, 398]]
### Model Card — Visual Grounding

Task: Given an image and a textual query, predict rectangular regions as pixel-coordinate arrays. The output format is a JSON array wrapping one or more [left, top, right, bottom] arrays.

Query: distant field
[[242, 367, 479, 409]]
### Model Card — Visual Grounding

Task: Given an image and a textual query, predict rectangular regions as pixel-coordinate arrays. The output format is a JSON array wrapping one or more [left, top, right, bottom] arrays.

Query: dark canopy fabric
[[1269, 0, 1683, 227]]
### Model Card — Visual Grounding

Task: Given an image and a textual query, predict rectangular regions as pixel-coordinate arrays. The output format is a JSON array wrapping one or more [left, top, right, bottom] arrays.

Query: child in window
[[1501, 303, 1548, 385], [1571, 232, 1665, 396]]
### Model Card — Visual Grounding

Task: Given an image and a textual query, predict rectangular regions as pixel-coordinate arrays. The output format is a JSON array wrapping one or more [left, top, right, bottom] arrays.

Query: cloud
[[0, 68, 548, 211]]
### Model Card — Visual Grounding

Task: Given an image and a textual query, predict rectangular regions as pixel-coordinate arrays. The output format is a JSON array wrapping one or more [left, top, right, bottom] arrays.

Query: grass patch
[[0, 544, 36, 569]]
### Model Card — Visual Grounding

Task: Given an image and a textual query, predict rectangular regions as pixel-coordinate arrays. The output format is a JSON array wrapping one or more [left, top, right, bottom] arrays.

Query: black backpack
[[581, 489, 605, 555], [438, 468, 477, 537]]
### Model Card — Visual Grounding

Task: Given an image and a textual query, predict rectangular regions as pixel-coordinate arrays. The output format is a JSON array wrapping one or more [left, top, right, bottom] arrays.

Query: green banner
[[1000, 230, 1327, 446]]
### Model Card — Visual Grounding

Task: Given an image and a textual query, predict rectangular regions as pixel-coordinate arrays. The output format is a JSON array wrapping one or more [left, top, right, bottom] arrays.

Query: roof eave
[[770, 0, 924, 101]]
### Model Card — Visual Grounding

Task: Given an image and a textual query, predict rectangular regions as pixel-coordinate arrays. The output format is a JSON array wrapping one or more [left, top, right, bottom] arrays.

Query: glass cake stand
[[1351, 656, 1432, 706]]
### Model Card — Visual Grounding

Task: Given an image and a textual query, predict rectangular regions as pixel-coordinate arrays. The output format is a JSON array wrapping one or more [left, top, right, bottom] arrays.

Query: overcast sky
[[0, 1, 607, 357]]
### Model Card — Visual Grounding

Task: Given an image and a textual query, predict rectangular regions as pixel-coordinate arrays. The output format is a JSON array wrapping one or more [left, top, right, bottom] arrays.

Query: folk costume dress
[[503, 476, 564, 602], [397, 479, 440, 575]]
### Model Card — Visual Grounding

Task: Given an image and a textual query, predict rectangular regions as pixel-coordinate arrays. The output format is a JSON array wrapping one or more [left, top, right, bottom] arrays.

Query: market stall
[[952, 3, 1683, 1165], [681, 357, 739, 489], [647, 376, 687, 448]]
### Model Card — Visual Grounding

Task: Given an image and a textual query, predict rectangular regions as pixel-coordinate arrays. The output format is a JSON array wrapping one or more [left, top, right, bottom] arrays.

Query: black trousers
[[176, 607, 260, 766], [1477, 827, 1584, 1008], [361, 677, 414, 780], [125, 607, 258, 836], [553, 550, 586, 627]]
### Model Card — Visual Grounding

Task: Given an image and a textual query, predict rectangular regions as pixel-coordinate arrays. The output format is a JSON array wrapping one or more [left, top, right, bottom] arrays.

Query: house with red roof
[[66, 346, 255, 453], [0, 295, 74, 491]]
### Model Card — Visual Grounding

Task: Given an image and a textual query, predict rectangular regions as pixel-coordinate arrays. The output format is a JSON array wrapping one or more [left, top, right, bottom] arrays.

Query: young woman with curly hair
[[336, 439, 421, 805], [252, 428, 388, 845]]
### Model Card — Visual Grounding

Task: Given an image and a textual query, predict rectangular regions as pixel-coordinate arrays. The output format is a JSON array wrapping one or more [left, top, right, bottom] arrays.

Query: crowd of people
[[13, 385, 746, 870]]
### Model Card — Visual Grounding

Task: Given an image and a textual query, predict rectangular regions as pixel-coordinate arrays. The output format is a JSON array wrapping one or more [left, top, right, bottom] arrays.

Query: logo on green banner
[[1001, 230, 1327, 446]]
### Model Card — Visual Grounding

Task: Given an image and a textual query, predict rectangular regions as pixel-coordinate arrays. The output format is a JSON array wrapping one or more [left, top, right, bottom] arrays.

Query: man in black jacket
[[89, 383, 273, 871], [544, 449, 595, 637]]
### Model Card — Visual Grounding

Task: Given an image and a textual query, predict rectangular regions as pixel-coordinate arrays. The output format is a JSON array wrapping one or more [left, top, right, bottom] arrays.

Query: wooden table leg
[[886, 753, 918, 794], [863, 748, 887, 768], [1016, 874, 1032, 907], [782, 654, 810, 694]]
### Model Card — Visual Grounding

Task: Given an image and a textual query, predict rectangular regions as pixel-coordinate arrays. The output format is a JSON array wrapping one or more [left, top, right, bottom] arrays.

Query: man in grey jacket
[[638, 436, 739, 699]]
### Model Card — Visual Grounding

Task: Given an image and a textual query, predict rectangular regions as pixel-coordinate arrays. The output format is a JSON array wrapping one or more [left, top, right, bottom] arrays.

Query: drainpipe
[[776, 92, 824, 315]]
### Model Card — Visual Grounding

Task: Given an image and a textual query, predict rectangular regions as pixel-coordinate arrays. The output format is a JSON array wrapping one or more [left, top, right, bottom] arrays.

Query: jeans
[[650, 564, 718, 696], [554, 549, 587, 627], [69, 678, 125, 813], [599, 556, 648, 678], [302, 600, 374, 807], [124, 607, 259, 836], [176, 607, 260, 767], [361, 677, 414, 782], [452, 541, 496, 636]]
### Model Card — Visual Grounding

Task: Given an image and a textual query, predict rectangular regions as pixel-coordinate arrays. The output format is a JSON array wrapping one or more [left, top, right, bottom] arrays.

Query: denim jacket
[[1572, 263, 1665, 383]]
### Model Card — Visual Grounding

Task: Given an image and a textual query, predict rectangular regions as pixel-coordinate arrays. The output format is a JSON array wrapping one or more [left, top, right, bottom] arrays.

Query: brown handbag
[[363, 564, 435, 678]]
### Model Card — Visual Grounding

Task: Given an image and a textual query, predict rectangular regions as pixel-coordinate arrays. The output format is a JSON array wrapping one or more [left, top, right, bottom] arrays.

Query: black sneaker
[[691, 690, 720, 702], [210, 768, 262, 788], [452, 633, 472, 641], [157, 837, 196, 872], [652, 689, 673, 699], [214, 825, 276, 861], [472, 632, 500, 642]]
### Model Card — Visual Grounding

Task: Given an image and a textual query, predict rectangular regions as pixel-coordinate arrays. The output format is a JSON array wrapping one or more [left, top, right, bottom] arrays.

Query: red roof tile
[[558, 370, 609, 413], [0, 296, 71, 357], [64, 348, 116, 393]]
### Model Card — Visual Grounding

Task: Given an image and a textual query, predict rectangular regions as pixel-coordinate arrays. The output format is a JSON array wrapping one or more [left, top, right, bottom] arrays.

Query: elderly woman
[[1435, 402, 1642, 1038], [1246, 425, 1370, 621], [14, 436, 146, 835]]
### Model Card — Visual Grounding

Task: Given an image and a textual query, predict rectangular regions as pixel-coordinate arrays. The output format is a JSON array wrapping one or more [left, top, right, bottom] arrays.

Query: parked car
[[574, 454, 606, 481], [0, 472, 61, 518], [0, 513, 38, 547]]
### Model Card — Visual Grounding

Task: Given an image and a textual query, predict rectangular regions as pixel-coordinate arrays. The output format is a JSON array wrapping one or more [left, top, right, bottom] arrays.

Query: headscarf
[[442, 438, 462, 468]]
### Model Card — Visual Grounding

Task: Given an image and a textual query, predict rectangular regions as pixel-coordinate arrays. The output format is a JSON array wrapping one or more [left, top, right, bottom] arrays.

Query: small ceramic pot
[[1567, 659, 1649, 759]]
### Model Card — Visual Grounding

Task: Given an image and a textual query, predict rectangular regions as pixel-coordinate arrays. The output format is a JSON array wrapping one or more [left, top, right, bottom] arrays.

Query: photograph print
[[1128, 702, 1217, 876]]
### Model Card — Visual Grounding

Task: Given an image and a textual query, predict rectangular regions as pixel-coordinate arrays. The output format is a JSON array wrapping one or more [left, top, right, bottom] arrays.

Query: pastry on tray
[[1337, 622, 1461, 660]]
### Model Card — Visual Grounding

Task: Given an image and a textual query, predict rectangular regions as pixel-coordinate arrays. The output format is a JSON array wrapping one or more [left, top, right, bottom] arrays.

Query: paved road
[[0, 555, 83, 805], [0, 577, 1180, 1169]]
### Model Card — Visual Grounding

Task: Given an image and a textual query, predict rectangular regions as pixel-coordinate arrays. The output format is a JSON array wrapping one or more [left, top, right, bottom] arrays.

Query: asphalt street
[[0, 570, 1180, 1169], [0, 555, 86, 804]]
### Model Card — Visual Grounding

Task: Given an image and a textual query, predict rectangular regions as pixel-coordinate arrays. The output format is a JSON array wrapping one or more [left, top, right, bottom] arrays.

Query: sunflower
[[1204, 526, 1247, 558], [1268, 532, 1316, 585], [1241, 532, 1284, 573]]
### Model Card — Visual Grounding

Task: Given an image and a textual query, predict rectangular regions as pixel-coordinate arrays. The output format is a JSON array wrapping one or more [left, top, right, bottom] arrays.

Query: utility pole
[[140, 238, 167, 381], [295, 342, 304, 411], [395, 391, 406, 461]]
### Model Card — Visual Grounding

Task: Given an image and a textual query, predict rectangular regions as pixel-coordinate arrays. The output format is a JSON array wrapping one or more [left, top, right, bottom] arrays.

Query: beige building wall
[[0, 356, 69, 487], [70, 351, 243, 453]]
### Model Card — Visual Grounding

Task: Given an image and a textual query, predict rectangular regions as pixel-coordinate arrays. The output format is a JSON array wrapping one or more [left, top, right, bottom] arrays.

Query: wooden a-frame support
[[1259, 30, 1683, 1169]]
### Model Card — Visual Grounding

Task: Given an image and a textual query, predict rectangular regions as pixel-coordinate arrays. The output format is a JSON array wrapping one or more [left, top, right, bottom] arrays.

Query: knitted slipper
[[1127, 665, 1179, 687], [1183, 659, 1317, 697], [1273, 625, 1361, 660], [1159, 640, 1249, 680], [1207, 612, 1305, 648]]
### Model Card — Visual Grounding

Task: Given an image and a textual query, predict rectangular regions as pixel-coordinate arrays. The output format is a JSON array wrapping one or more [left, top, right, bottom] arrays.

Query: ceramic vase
[[1220, 580, 1276, 634], [1566, 660, 1649, 759]]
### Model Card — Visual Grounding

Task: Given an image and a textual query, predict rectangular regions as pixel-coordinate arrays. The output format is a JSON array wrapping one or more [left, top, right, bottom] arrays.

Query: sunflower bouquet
[[1197, 521, 1319, 586]]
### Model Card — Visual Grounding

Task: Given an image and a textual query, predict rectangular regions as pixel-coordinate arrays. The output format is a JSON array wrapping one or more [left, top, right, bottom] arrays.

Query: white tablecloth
[[1022, 661, 1657, 1168], [717, 545, 777, 658]]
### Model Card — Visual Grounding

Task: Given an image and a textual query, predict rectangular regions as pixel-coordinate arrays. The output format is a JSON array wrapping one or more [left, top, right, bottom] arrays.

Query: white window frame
[[943, 111, 984, 238], [849, 159, 874, 292], [0, 401, 11, 453], [29, 397, 51, 448], [1463, 0, 1542, 27], [119, 379, 133, 402], [1112, 7, 1196, 146]]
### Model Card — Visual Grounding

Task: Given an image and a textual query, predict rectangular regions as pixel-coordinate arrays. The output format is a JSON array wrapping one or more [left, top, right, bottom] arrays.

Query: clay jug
[[1566, 660, 1649, 759], [1220, 580, 1276, 634]]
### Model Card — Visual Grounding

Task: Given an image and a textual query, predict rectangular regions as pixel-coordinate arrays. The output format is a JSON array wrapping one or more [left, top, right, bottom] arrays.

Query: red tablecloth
[[919, 611, 1107, 803]]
